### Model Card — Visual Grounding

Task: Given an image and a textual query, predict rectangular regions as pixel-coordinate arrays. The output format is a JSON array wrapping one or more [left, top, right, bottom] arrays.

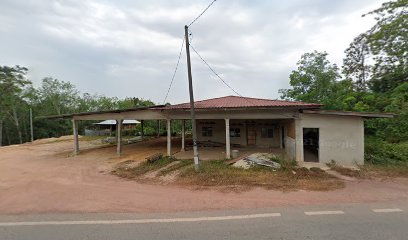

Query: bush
[[365, 137, 408, 165], [142, 126, 157, 136], [122, 129, 137, 136], [271, 156, 297, 171]]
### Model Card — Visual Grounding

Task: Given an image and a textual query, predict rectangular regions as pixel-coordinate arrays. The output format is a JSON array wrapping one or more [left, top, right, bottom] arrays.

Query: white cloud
[[0, 0, 384, 104]]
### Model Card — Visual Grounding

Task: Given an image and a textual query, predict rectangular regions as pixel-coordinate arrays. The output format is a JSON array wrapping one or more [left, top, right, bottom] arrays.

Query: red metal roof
[[162, 96, 322, 110]]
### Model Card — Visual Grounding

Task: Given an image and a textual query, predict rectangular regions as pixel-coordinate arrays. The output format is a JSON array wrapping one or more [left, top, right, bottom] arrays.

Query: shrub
[[365, 137, 408, 165], [271, 156, 298, 171]]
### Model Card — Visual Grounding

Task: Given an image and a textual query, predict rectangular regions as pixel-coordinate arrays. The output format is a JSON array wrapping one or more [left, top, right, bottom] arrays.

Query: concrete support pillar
[[225, 118, 231, 159], [181, 120, 185, 151], [72, 119, 79, 155], [167, 119, 171, 156], [294, 118, 303, 163], [157, 120, 160, 137], [140, 120, 144, 138], [117, 120, 123, 156]]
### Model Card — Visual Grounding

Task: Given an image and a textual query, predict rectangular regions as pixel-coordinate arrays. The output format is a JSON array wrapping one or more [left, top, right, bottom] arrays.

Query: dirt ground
[[1, 137, 408, 215]]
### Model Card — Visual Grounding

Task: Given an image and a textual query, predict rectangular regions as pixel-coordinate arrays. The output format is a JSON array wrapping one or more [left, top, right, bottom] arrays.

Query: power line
[[189, 44, 244, 97], [163, 38, 185, 104], [188, 0, 217, 27], [189, 44, 298, 119]]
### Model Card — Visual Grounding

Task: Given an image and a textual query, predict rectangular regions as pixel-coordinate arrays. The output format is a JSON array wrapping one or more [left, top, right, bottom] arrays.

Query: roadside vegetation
[[112, 157, 344, 192]]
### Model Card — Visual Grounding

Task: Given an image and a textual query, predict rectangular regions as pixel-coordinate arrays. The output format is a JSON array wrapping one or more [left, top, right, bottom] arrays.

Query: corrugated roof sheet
[[162, 96, 322, 110]]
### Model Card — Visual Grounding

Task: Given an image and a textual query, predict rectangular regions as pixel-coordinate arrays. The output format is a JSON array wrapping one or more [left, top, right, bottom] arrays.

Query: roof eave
[[37, 105, 166, 120], [302, 110, 394, 118], [157, 105, 322, 111]]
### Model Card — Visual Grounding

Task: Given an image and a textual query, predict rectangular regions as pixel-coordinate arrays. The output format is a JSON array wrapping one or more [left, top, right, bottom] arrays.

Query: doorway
[[247, 127, 256, 146], [303, 128, 319, 162]]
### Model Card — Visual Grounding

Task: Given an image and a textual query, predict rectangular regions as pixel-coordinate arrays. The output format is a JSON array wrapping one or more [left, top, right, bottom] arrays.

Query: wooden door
[[247, 127, 256, 146]]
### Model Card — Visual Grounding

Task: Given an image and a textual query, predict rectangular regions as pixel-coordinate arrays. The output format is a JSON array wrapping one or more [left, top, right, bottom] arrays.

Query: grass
[[177, 161, 343, 191], [360, 164, 408, 178], [157, 160, 192, 177], [326, 159, 408, 179], [326, 161, 363, 178], [112, 157, 344, 192], [112, 157, 175, 179]]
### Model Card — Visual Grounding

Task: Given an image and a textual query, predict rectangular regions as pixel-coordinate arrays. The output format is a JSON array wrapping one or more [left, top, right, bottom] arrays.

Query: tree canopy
[[0, 73, 157, 146], [279, 0, 407, 142]]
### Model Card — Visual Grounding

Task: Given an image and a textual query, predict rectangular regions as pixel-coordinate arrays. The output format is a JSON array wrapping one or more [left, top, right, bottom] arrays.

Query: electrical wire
[[163, 38, 185, 104], [188, 0, 217, 27], [189, 44, 298, 118], [189, 44, 243, 97]]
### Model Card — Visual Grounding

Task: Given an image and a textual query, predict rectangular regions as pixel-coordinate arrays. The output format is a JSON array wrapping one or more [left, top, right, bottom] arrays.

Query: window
[[230, 128, 241, 137], [261, 128, 274, 138], [202, 127, 213, 137]]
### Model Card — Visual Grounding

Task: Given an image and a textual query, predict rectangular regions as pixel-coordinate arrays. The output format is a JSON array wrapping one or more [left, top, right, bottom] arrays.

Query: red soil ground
[[0, 137, 407, 215]]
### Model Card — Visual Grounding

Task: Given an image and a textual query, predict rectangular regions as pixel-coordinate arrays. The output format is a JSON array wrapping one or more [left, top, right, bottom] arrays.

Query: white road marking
[[0, 213, 281, 227], [304, 211, 345, 216], [372, 208, 403, 213]]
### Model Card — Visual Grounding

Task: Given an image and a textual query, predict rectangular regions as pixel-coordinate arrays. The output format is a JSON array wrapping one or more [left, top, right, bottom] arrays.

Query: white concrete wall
[[196, 119, 282, 147], [252, 120, 281, 147], [300, 114, 364, 166], [197, 119, 226, 143]]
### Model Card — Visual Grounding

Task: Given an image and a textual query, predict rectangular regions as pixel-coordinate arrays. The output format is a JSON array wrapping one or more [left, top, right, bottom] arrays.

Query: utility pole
[[184, 25, 200, 170], [29, 108, 34, 143]]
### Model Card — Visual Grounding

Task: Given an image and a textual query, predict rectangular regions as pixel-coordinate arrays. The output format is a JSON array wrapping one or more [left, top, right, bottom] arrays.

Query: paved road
[[0, 202, 407, 240]]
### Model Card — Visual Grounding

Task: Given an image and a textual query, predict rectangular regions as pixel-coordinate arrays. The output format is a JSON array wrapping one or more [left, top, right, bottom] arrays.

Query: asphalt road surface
[[0, 202, 407, 240]]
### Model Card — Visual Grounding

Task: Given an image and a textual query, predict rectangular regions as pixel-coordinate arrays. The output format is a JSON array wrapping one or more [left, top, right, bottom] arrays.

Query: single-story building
[[85, 120, 140, 136], [45, 96, 392, 166]]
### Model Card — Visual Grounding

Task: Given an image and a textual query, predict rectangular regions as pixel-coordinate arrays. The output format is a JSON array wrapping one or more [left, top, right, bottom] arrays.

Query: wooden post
[[72, 119, 79, 155], [167, 119, 171, 156], [225, 118, 231, 159], [181, 119, 185, 151], [117, 120, 123, 156]]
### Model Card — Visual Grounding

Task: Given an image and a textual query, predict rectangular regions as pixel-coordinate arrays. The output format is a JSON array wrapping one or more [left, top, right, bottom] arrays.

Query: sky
[[0, 0, 383, 104]]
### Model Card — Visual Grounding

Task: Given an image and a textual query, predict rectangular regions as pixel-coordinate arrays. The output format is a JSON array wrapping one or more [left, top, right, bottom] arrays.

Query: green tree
[[343, 33, 371, 91], [30, 78, 81, 139], [0, 66, 31, 145], [279, 51, 341, 107], [35, 77, 80, 115], [117, 97, 155, 109], [363, 0, 408, 93]]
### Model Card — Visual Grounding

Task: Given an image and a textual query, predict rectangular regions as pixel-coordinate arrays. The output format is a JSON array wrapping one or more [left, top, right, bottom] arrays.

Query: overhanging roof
[[303, 110, 394, 118], [40, 96, 393, 120], [38, 105, 165, 120]]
